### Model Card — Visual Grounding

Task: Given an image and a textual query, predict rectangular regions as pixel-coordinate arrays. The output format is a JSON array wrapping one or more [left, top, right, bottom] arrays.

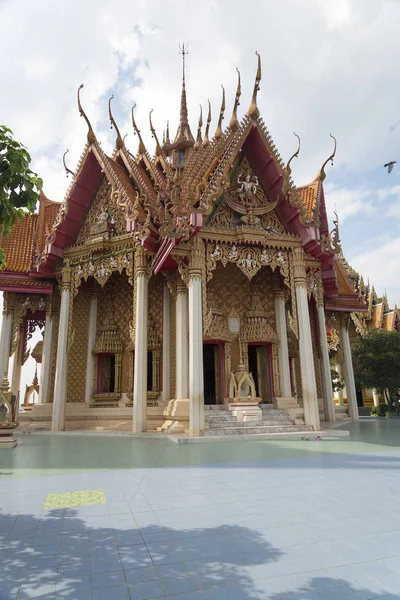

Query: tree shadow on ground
[[0, 508, 394, 600]]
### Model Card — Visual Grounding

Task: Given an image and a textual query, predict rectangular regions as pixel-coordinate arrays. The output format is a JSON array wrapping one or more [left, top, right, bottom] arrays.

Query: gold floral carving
[[10, 294, 47, 356], [66, 291, 90, 403], [306, 267, 324, 305], [272, 343, 281, 397], [71, 251, 134, 298]]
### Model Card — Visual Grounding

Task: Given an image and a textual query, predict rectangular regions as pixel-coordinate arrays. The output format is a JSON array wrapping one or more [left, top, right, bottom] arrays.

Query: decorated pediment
[[75, 179, 129, 246], [205, 157, 284, 234]]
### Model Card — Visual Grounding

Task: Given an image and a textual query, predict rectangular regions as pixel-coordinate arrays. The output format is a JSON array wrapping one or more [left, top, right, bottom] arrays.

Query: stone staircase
[[201, 404, 311, 436]]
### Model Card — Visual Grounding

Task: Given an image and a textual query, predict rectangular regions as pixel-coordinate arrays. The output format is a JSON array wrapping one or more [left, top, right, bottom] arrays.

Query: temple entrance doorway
[[248, 344, 272, 403], [203, 342, 224, 405]]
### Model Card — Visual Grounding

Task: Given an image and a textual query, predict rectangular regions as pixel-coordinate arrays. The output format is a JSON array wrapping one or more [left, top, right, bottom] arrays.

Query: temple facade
[[0, 54, 366, 436]]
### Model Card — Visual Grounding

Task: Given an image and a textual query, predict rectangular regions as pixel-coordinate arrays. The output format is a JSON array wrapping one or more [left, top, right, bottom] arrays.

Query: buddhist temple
[[0, 52, 368, 436]]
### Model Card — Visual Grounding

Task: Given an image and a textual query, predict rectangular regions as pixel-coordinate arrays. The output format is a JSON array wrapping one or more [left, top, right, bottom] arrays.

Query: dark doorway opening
[[248, 345, 259, 397], [356, 387, 364, 407], [203, 344, 217, 405]]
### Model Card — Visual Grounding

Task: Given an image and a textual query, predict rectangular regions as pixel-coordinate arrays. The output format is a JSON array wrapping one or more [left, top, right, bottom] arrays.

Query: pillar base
[[229, 402, 262, 423], [275, 397, 305, 425], [158, 398, 189, 433], [0, 429, 17, 448]]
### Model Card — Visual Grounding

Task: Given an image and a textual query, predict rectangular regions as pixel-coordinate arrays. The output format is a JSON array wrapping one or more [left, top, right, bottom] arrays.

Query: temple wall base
[[158, 398, 189, 433]]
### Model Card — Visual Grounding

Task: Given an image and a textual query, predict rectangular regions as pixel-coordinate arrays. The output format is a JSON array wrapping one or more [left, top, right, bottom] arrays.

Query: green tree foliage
[[331, 368, 345, 393], [0, 126, 42, 266], [352, 329, 400, 402]]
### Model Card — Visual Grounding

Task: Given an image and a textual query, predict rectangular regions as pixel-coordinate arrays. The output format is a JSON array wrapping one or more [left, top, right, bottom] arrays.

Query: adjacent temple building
[[0, 53, 369, 436]]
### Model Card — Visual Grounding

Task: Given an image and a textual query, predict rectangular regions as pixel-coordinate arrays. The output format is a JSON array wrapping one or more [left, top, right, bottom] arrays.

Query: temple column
[[84, 288, 98, 404], [161, 284, 170, 402], [52, 262, 71, 431], [373, 389, 380, 407], [317, 299, 336, 422], [293, 247, 320, 430], [10, 327, 24, 398], [176, 278, 189, 400], [188, 238, 205, 436], [0, 296, 13, 382], [341, 317, 359, 420], [133, 247, 149, 433], [38, 313, 54, 404], [274, 290, 291, 398]]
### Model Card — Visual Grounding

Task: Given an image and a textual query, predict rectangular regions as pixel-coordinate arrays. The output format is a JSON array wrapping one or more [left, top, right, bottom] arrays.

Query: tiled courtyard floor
[[1, 419, 400, 599]]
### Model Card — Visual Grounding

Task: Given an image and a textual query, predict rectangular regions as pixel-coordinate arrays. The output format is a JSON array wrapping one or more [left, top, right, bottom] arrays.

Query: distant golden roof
[[334, 260, 358, 297], [1, 213, 38, 273], [297, 179, 320, 221]]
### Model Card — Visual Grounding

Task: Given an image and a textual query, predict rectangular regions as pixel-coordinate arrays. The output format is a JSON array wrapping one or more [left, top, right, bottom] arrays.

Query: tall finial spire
[[247, 52, 262, 120], [173, 44, 194, 145], [77, 84, 96, 144], [202, 100, 211, 147], [62, 149, 75, 178], [229, 68, 241, 131], [131, 104, 146, 155], [194, 105, 203, 150], [108, 95, 124, 150], [319, 134, 337, 181], [214, 85, 226, 141]]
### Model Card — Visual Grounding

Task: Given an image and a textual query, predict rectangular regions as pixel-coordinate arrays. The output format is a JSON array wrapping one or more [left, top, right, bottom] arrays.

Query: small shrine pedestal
[[228, 362, 262, 423], [0, 373, 19, 448]]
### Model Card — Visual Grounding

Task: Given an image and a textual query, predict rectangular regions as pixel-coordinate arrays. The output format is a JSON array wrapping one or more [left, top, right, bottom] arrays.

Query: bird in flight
[[384, 161, 397, 173]]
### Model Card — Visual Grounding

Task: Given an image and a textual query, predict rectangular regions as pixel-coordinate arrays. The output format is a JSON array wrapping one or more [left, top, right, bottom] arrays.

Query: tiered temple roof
[[0, 52, 368, 313]]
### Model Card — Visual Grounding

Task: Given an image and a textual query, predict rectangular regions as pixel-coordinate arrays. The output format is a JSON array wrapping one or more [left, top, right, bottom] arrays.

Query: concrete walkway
[[0, 419, 400, 599]]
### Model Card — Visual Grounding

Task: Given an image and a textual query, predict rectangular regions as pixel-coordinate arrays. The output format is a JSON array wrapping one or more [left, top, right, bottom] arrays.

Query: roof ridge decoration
[[318, 133, 337, 182], [108, 95, 124, 151], [193, 105, 203, 150], [247, 52, 261, 120], [62, 150, 75, 178], [320, 209, 341, 255], [229, 69, 241, 131], [131, 103, 147, 156], [202, 100, 212, 148], [214, 86, 226, 141], [285, 133, 301, 177], [77, 84, 97, 145]]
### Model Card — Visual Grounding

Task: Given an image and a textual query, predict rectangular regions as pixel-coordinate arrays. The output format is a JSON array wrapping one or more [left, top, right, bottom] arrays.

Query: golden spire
[[149, 109, 162, 154], [202, 100, 212, 147], [166, 121, 170, 144], [247, 52, 262, 120], [77, 84, 96, 144], [62, 149, 75, 178], [174, 43, 194, 144], [319, 134, 337, 181], [108, 95, 124, 150], [214, 85, 226, 141], [286, 133, 301, 176], [131, 103, 146, 155], [229, 68, 241, 131], [194, 105, 203, 150]]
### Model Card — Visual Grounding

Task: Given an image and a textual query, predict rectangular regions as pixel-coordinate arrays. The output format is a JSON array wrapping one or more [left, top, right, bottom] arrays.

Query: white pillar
[[290, 357, 297, 398], [161, 284, 170, 402], [274, 291, 291, 397], [133, 248, 149, 433], [38, 313, 54, 404], [293, 248, 320, 431], [0, 310, 13, 382], [10, 328, 24, 397], [188, 240, 204, 436], [372, 389, 380, 407], [84, 291, 98, 404], [317, 302, 336, 422], [341, 320, 359, 420], [52, 265, 71, 431], [176, 279, 189, 400]]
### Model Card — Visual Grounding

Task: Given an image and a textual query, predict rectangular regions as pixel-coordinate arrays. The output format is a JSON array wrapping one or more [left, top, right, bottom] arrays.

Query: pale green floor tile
[[0, 418, 399, 479]]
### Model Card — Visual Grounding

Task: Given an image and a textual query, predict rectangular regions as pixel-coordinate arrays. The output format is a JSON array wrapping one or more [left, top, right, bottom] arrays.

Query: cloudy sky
[[1, 0, 400, 308]]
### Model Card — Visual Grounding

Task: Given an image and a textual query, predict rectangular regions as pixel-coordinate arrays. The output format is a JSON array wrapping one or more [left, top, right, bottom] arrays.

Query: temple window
[[178, 150, 185, 166]]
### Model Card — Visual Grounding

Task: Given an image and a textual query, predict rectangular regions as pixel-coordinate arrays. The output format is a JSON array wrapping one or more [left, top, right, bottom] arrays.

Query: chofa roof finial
[[247, 52, 261, 120], [108, 95, 124, 150], [149, 109, 163, 154], [214, 85, 226, 140], [77, 84, 97, 145], [62, 149, 75, 178], [194, 105, 203, 150], [286, 132, 301, 176], [229, 68, 241, 131], [319, 133, 337, 181], [131, 103, 146, 155], [202, 100, 212, 147]]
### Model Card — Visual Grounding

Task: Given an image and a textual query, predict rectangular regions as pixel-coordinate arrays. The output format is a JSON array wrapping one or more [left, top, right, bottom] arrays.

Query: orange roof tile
[[297, 179, 320, 220], [1, 213, 38, 273], [334, 260, 358, 297]]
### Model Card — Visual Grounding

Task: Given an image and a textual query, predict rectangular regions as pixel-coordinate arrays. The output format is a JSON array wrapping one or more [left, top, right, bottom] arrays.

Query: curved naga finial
[[108, 95, 124, 150], [77, 84, 96, 145], [319, 133, 337, 181], [194, 105, 203, 150], [247, 51, 262, 120], [131, 103, 146, 154], [62, 149, 75, 178], [149, 109, 163, 154], [202, 100, 212, 147], [214, 85, 226, 140], [229, 68, 241, 131], [286, 132, 301, 176]]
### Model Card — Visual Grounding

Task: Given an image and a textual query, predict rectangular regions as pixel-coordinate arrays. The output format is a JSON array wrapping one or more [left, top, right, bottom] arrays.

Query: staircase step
[[201, 424, 311, 436]]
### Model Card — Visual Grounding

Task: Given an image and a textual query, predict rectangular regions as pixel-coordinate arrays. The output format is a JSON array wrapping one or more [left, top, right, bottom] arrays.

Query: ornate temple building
[[0, 53, 367, 436]]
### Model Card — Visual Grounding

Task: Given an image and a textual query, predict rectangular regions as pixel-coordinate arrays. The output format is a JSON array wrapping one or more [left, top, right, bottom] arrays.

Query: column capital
[[2, 292, 15, 315], [188, 237, 205, 281], [292, 247, 306, 287], [135, 244, 150, 279], [176, 277, 188, 295], [60, 260, 72, 291]]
